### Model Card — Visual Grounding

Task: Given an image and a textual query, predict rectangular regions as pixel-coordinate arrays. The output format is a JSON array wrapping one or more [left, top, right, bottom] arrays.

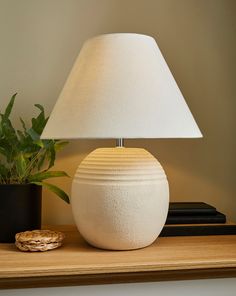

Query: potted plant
[[0, 94, 69, 242]]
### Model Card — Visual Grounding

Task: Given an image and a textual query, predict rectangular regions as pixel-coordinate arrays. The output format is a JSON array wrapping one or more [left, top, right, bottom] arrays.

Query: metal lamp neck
[[116, 138, 124, 147]]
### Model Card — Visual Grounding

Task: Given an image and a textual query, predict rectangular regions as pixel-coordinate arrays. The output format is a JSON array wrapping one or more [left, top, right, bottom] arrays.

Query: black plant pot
[[0, 184, 42, 243]]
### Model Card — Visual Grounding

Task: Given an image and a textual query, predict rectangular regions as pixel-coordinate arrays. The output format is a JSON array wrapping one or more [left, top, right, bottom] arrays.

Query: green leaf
[[54, 141, 69, 151], [0, 115, 19, 161], [48, 144, 55, 169], [1, 117, 18, 143], [4, 93, 17, 119], [23, 152, 35, 158], [15, 152, 28, 179], [0, 163, 8, 180], [31, 181, 70, 204], [0, 146, 7, 156], [31, 105, 48, 135], [33, 139, 44, 148], [20, 117, 27, 132], [37, 152, 47, 170], [27, 127, 40, 141], [29, 170, 69, 182], [17, 130, 25, 142], [34, 104, 44, 113]]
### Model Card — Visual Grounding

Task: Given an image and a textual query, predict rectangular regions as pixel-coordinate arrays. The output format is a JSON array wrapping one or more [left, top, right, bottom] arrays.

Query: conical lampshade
[[41, 33, 202, 139]]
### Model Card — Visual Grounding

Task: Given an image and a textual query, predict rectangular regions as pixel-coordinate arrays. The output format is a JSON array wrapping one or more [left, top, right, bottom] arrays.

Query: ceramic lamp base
[[71, 147, 169, 250]]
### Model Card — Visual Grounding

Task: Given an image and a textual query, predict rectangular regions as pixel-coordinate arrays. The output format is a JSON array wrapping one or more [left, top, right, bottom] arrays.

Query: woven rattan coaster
[[15, 230, 65, 252]]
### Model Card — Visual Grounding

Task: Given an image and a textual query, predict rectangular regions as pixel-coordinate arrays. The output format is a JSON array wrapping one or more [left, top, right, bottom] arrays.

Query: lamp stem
[[116, 138, 124, 147]]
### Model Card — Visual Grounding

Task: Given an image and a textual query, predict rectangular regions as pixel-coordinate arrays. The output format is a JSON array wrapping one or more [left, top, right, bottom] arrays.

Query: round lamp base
[[71, 147, 169, 250]]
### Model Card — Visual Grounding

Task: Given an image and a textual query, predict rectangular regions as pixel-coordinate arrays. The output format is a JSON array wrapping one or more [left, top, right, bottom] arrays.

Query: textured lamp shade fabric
[[41, 33, 202, 139]]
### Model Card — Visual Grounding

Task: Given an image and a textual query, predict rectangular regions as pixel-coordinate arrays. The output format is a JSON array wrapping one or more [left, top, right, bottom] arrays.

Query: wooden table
[[0, 225, 236, 289]]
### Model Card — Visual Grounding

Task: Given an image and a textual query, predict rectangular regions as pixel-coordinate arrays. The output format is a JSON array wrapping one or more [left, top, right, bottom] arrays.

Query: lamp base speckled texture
[[71, 148, 169, 250]]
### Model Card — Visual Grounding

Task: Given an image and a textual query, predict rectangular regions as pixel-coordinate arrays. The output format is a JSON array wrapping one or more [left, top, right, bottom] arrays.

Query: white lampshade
[[41, 33, 202, 139]]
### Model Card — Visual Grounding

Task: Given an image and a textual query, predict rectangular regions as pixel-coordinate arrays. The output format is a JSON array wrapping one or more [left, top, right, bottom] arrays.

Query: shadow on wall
[[127, 138, 235, 220]]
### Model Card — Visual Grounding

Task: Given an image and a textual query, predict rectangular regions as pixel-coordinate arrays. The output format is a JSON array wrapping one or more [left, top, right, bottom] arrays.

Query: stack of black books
[[160, 202, 236, 237]]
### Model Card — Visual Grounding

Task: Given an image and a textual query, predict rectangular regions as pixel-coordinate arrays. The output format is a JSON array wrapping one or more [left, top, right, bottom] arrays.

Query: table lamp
[[41, 33, 202, 250]]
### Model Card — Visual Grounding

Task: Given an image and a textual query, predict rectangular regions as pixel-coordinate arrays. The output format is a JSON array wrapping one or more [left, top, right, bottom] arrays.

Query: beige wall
[[0, 0, 235, 224]]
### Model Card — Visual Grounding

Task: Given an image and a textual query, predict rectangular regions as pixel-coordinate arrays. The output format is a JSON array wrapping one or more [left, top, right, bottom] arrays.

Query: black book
[[166, 211, 226, 225], [168, 202, 217, 216], [160, 222, 236, 237]]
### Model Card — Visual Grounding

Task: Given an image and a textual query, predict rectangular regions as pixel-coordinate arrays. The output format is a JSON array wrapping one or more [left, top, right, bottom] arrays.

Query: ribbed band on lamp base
[[41, 33, 202, 250]]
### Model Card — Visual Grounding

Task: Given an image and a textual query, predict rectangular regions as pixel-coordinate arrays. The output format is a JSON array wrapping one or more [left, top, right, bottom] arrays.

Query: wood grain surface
[[0, 225, 236, 289]]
